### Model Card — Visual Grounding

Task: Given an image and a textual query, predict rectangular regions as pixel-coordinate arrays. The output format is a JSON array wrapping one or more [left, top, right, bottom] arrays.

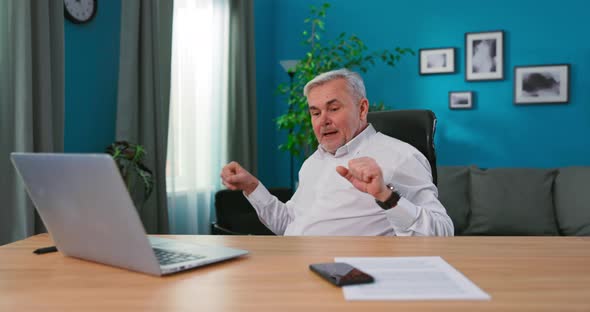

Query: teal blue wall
[[62, 1, 590, 188], [64, 1, 120, 153], [254, 0, 291, 185], [255, 0, 590, 187]]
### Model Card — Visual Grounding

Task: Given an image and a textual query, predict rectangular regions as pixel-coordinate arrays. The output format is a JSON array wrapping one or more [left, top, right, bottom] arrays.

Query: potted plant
[[276, 2, 414, 158], [106, 141, 153, 210]]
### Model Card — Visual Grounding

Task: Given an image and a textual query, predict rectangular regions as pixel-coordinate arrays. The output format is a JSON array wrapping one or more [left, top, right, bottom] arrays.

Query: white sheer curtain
[[167, 0, 229, 234]]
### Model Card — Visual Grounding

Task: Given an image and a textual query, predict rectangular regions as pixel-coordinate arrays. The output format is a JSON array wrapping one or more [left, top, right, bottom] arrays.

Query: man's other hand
[[336, 157, 391, 202], [220, 161, 259, 195]]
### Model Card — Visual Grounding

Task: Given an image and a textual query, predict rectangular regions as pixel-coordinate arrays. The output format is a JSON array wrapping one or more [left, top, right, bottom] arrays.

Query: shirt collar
[[318, 124, 376, 158]]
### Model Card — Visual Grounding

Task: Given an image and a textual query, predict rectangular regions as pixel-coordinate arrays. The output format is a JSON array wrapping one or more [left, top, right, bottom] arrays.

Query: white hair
[[303, 68, 366, 102]]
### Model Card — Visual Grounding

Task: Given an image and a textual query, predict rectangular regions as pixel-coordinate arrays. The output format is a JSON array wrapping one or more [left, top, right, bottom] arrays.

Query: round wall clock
[[64, 0, 97, 24]]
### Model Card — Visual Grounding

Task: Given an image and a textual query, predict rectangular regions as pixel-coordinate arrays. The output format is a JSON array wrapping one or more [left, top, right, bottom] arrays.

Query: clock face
[[64, 0, 97, 24]]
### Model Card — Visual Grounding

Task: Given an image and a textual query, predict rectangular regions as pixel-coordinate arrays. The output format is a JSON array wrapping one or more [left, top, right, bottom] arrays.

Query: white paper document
[[335, 256, 491, 301]]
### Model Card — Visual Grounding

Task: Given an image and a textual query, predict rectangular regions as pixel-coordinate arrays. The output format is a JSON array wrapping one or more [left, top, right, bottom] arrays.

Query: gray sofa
[[437, 166, 590, 236]]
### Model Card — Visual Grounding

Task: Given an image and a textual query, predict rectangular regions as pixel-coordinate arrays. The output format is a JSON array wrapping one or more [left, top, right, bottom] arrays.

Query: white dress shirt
[[246, 124, 454, 236]]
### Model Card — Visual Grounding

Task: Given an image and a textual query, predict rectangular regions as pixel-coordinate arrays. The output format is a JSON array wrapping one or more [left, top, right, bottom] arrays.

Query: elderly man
[[221, 68, 453, 236]]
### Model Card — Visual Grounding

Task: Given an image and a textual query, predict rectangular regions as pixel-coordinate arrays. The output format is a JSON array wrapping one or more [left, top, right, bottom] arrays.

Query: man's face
[[307, 78, 368, 154]]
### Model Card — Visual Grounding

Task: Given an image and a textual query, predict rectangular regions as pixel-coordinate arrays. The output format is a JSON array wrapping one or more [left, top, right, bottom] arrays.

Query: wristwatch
[[375, 184, 401, 210]]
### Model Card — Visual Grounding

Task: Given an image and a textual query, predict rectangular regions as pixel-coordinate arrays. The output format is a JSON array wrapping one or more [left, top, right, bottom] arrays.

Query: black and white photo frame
[[449, 91, 474, 109], [465, 30, 504, 81], [419, 47, 456, 75], [514, 64, 570, 104]]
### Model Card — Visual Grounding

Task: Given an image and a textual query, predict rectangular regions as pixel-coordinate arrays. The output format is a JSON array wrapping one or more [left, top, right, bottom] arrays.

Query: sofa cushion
[[554, 167, 590, 236], [437, 166, 470, 235], [464, 168, 559, 235]]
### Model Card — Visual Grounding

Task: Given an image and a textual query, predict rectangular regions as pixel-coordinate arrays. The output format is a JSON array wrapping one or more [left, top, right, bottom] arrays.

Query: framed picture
[[465, 30, 504, 81], [419, 48, 456, 75], [514, 64, 570, 104], [449, 91, 474, 109]]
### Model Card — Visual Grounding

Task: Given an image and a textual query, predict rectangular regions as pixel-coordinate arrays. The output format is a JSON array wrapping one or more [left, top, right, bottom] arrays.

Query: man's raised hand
[[220, 161, 259, 195]]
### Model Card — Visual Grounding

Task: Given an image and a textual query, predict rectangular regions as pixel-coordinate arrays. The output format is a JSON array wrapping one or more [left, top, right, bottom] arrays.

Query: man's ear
[[359, 98, 369, 121]]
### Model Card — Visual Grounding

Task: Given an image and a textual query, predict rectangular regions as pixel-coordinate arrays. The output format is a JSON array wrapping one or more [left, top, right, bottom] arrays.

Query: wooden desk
[[1, 234, 589, 311]]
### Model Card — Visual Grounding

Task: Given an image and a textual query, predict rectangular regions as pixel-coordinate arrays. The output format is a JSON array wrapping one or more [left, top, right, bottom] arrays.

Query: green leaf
[[317, 20, 324, 30]]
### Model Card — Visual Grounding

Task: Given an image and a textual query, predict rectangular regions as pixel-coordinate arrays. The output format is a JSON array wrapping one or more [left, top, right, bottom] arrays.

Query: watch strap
[[375, 184, 401, 210]]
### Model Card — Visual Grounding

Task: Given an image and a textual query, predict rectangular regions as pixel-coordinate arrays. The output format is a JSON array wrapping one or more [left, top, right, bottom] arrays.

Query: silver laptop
[[11, 152, 248, 276]]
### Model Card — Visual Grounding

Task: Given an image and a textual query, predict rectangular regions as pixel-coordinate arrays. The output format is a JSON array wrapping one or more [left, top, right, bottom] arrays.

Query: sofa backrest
[[437, 166, 470, 235], [437, 166, 590, 236], [553, 167, 590, 235]]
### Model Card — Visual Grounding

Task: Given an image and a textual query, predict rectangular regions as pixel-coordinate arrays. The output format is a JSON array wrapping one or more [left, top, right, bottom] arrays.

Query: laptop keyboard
[[153, 248, 205, 265]]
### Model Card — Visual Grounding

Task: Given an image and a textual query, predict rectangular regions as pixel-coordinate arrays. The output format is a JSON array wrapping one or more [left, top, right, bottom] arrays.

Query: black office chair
[[211, 188, 293, 235], [367, 109, 438, 185]]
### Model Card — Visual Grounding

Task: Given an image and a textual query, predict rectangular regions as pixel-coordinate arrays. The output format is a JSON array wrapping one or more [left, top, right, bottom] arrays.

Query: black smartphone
[[309, 262, 374, 287]]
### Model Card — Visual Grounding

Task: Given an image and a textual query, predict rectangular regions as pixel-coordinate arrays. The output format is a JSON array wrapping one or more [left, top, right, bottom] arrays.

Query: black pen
[[33, 246, 58, 255]]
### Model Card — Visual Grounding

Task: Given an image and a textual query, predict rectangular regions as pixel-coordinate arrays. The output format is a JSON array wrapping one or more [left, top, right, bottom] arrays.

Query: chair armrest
[[211, 222, 247, 235]]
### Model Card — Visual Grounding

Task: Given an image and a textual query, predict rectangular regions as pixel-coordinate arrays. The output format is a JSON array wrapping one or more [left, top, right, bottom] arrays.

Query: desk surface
[[1, 234, 589, 311]]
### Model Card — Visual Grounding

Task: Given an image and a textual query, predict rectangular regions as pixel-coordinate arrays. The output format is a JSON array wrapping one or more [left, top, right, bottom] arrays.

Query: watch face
[[64, 0, 97, 24]]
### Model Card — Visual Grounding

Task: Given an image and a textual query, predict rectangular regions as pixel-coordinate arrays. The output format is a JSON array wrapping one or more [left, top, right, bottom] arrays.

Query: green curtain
[[0, 1, 64, 245], [227, 0, 258, 174], [117, 0, 173, 234]]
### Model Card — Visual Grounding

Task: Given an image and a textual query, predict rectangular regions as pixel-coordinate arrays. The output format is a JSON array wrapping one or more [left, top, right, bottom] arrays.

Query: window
[[166, 0, 229, 233]]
